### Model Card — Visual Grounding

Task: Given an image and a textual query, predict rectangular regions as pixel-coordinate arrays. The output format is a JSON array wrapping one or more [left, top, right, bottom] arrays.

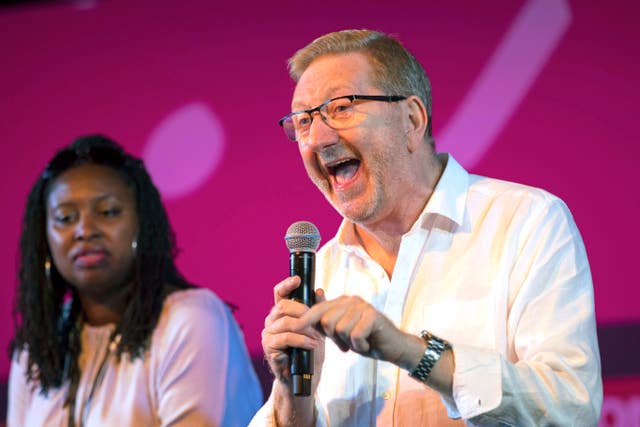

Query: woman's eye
[[102, 208, 121, 217], [54, 213, 75, 224]]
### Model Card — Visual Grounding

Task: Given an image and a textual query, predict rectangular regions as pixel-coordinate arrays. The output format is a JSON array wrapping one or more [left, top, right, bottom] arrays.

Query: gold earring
[[44, 256, 52, 289]]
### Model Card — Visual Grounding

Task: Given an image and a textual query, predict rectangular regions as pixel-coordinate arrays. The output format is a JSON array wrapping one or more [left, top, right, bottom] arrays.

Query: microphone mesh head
[[285, 221, 321, 253]]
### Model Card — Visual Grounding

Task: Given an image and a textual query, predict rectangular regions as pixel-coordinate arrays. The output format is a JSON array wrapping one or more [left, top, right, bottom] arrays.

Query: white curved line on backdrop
[[142, 0, 571, 199], [143, 102, 225, 199], [436, 0, 572, 167]]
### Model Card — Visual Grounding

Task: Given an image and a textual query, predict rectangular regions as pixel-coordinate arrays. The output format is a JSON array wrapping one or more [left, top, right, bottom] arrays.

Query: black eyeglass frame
[[278, 94, 407, 141]]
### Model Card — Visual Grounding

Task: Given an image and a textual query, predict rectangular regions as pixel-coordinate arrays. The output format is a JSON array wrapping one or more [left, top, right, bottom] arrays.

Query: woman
[[8, 135, 262, 426]]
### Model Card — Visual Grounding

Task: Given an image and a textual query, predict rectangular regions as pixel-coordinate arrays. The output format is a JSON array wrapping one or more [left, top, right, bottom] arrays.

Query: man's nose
[[302, 112, 339, 152]]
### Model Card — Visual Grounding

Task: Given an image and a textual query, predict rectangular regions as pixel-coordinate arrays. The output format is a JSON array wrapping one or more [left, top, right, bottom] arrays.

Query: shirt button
[[382, 390, 392, 400]]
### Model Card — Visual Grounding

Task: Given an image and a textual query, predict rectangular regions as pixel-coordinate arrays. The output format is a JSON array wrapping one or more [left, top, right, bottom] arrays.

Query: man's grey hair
[[288, 29, 434, 140]]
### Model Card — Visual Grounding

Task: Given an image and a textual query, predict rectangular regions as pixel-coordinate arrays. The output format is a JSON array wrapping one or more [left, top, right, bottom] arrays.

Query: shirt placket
[[374, 228, 430, 425]]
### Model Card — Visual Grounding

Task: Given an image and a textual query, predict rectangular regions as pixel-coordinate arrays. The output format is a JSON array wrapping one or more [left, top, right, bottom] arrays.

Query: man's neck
[[353, 223, 400, 279], [352, 152, 447, 278]]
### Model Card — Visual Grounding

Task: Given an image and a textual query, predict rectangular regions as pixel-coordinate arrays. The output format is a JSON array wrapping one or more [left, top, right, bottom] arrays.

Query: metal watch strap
[[409, 330, 451, 382]]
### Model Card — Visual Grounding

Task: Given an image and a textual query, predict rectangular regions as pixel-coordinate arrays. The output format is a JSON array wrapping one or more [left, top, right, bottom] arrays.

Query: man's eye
[[328, 102, 353, 116], [296, 115, 311, 127]]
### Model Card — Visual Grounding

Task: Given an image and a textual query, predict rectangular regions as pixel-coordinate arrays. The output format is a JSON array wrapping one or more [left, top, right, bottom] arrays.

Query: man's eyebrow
[[291, 86, 352, 111]]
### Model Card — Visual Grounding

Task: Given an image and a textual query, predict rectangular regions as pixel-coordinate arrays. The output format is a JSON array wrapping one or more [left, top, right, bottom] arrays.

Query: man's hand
[[261, 276, 326, 427], [297, 295, 422, 370], [262, 276, 326, 382]]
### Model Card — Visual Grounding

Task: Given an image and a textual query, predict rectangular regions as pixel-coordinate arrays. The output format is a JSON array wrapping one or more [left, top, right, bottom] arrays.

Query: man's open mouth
[[327, 159, 361, 186]]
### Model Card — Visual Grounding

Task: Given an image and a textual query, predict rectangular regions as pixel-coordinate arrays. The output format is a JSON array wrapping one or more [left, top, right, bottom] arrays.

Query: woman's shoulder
[[147, 287, 246, 370], [164, 287, 222, 307], [153, 287, 233, 340]]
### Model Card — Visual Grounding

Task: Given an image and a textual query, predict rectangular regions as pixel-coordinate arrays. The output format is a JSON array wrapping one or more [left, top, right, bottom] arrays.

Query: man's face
[[292, 52, 412, 225]]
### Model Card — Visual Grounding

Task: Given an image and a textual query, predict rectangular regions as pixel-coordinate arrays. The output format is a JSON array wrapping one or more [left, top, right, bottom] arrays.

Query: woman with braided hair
[[8, 134, 261, 426]]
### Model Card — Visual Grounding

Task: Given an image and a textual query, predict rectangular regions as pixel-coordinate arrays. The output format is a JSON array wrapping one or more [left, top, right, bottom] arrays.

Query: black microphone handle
[[289, 251, 315, 396]]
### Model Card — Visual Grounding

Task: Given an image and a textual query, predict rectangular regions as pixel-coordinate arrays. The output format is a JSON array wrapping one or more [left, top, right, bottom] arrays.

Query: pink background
[[1, 0, 639, 423]]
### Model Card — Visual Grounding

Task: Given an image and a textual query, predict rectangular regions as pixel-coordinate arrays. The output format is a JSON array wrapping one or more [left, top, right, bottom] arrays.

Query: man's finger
[[265, 299, 313, 327], [273, 276, 302, 303], [264, 331, 319, 351]]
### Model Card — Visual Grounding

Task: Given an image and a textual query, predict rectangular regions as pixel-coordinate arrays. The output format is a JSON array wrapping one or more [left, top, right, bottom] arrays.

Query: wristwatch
[[408, 330, 451, 382]]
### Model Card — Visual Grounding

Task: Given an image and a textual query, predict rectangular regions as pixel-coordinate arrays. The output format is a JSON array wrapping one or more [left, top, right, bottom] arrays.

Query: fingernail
[[288, 276, 299, 284]]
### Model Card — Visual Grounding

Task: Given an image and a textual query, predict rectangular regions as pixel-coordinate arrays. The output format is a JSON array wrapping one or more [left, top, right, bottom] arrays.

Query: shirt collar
[[414, 153, 469, 231]]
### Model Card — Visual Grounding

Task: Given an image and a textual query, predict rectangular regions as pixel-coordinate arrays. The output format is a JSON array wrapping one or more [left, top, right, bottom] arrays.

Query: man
[[251, 29, 602, 426]]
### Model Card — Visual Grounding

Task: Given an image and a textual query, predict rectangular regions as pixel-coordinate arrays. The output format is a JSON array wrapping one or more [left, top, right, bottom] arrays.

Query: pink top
[[9, 288, 262, 427]]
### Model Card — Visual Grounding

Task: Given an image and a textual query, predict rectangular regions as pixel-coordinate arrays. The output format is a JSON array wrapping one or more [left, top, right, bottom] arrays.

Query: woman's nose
[[74, 214, 100, 240]]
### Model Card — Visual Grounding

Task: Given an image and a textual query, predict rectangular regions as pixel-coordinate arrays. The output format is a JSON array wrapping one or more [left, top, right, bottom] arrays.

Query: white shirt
[[251, 154, 602, 426], [9, 288, 263, 427]]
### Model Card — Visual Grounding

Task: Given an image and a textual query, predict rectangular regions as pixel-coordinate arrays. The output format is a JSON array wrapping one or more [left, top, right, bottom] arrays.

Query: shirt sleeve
[[443, 197, 602, 425], [152, 289, 263, 427], [248, 385, 328, 427]]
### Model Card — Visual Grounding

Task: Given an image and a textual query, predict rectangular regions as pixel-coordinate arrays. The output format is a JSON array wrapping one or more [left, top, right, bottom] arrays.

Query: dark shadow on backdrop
[[0, 0, 62, 8]]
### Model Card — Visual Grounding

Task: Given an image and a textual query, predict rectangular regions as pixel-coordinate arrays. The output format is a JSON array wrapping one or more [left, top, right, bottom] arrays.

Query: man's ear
[[405, 95, 428, 152]]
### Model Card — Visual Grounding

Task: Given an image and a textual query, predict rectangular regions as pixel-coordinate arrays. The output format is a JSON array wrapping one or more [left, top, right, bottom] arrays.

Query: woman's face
[[46, 163, 139, 301]]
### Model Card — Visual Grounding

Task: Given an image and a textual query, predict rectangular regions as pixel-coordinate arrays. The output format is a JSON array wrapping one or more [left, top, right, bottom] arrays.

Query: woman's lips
[[74, 250, 108, 267]]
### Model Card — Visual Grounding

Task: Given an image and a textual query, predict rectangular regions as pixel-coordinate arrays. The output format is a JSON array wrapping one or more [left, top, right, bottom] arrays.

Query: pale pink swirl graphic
[[143, 102, 225, 199], [437, 0, 572, 167], [143, 0, 570, 197]]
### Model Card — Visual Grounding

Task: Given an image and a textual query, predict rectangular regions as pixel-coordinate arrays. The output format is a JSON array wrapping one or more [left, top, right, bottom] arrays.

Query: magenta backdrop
[[1, 0, 639, 422]]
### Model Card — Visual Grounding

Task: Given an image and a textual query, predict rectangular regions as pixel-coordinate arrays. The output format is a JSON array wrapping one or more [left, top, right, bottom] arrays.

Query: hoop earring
[[131, 239, 138, 254]]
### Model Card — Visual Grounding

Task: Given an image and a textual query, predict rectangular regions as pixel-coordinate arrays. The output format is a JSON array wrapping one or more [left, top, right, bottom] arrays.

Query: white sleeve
[[444, 198, 602, 425], [248, 385, 328, 427], [247, 383, 278, 427]]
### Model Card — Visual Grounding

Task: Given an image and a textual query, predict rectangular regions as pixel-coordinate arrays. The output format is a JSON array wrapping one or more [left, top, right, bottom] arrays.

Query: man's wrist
[[273, 377, 315, 427], [397, 332, 429, 371], [408, 330, 451, 383]]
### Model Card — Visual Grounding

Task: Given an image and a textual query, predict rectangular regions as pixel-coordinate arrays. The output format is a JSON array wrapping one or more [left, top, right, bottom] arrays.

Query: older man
[[251, 29, 602, 426]]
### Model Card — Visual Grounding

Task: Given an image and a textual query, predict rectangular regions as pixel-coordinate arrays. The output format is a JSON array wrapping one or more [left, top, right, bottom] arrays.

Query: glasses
[[278, 94, 407, 142]]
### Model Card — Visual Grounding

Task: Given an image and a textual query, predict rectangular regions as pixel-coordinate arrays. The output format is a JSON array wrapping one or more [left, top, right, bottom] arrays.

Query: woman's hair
[[288, 29, 434, 141], [10, 134, 193, 397]]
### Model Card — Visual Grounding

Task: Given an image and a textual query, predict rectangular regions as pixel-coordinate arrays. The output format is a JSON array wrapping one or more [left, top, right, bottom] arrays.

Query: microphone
[[284, 221, 321, 397]]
